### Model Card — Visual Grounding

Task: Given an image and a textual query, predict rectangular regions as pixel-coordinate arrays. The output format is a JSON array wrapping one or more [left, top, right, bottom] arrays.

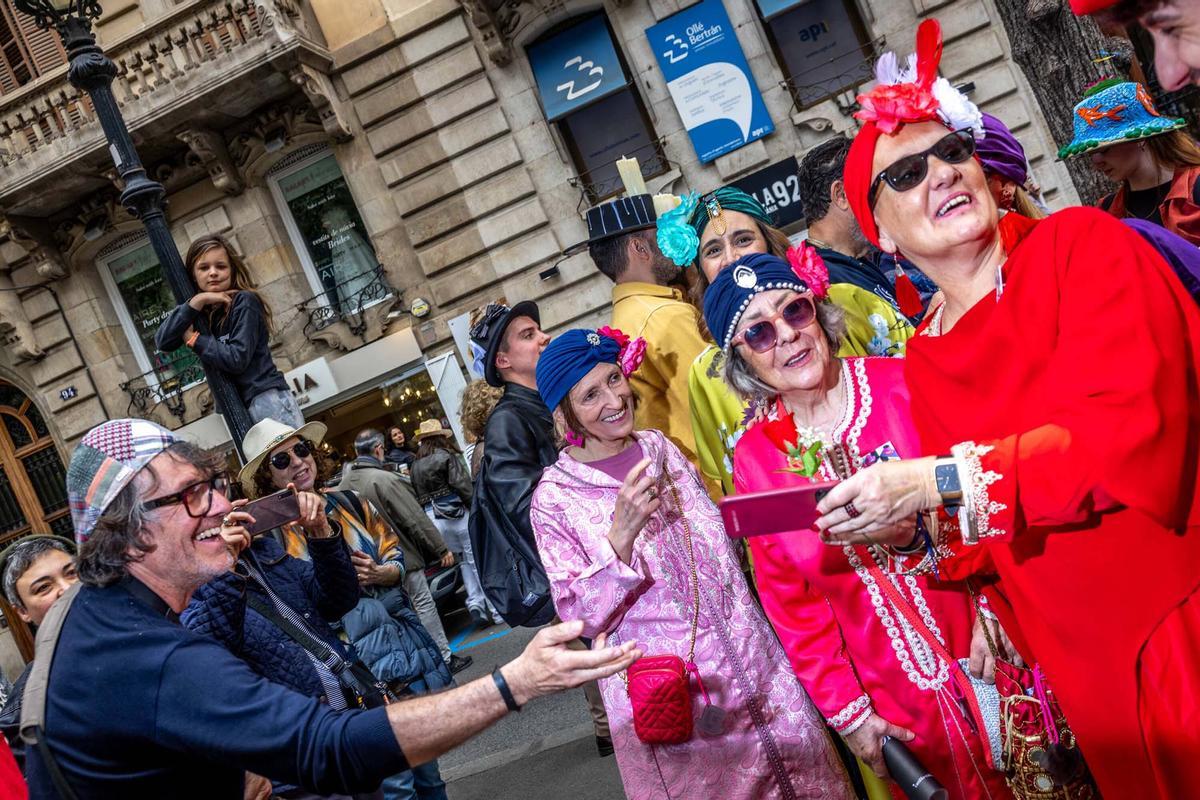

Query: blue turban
[[536, 329, 622, 412], [702, 252, 811, 351]]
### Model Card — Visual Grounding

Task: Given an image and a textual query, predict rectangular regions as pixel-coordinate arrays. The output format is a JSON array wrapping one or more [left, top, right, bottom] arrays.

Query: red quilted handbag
[[627, 655, 693, 744]]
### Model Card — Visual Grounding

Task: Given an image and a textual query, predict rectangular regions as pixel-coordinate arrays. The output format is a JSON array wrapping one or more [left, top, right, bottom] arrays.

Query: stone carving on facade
[[231, 102, 329, 183], [289, 65, 354, 143], [178, 128, 246, 196], [458, 0, 587, 66], [0, 220, 46, 361]]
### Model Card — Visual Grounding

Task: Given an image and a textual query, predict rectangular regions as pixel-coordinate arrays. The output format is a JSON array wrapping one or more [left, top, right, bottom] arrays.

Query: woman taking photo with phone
[[528, 327, 852, 800], [707, 252, 1014, 798], [156, 234, 302, 427], [187, 416, 453, 800]]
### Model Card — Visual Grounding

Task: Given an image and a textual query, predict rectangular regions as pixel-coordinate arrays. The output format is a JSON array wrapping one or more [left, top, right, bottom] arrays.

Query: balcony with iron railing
[[0, 0, 336, 217]]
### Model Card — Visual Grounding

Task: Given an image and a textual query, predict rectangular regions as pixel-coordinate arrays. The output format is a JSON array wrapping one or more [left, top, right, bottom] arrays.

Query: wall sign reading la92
[[727, 156, 804, 228]]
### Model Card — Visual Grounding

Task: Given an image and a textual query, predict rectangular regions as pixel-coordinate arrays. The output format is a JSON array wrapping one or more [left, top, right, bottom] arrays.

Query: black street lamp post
[[14, 0, 254, 459]]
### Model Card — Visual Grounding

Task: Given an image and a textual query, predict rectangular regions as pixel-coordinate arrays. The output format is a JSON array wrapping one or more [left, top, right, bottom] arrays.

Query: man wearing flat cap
[[20, 418, 638, 798], [570, 195, 711, 489]]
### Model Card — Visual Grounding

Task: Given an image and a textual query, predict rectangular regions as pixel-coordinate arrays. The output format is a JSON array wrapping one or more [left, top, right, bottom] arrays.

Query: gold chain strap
[[662, 467, 701, 663], [616, 463, 701, 686]]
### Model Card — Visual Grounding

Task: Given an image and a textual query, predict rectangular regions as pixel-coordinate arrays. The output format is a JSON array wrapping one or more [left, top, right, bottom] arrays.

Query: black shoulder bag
[[243, 591, 395, 711]]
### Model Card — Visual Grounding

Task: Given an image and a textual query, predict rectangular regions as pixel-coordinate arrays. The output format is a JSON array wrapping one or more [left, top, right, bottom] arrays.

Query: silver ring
[[222, 514, 235, 527]]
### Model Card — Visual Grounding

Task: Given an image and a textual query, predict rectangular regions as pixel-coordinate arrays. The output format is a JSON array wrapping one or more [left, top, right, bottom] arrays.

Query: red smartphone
[[718, 481, 838, 539], [242, 488, 301, 537]]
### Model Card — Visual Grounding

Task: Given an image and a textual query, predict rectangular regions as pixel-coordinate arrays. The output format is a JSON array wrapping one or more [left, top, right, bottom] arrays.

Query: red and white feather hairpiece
[[854, 20, 983, 140]]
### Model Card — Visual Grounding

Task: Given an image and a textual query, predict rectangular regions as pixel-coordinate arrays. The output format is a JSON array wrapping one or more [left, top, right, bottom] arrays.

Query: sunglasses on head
[[269, 440, 312, 471], [868, 130, 976, 207], [732, 295, 818, 354]]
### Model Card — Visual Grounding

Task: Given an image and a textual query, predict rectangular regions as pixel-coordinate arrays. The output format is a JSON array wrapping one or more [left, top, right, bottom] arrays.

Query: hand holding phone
[[718, 481, 838, 539], [242, 488, 301, 537]]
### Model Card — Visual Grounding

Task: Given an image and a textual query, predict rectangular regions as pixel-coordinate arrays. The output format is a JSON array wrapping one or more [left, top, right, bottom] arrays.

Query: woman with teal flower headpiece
[[675, 186, 915, 496], [1062, 78, 1200, 245]]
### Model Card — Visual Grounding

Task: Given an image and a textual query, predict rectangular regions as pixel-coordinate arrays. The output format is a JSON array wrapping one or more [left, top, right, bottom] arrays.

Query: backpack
[[467, 468, 555, 628]]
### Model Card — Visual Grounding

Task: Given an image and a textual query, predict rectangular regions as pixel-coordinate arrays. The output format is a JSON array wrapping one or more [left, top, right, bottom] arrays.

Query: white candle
[[616, 157, 647, 196], [653, 194, 681, 217]]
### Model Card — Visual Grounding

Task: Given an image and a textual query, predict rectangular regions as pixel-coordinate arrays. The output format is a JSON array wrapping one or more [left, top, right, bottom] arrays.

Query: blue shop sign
[[648, 0, 774, 164], [754, 0, 805, 20], [528, 15, 628, 122]]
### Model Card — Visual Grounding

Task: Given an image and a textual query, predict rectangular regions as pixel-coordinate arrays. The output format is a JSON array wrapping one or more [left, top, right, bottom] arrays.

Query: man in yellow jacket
[[570, 195, 712, 491]]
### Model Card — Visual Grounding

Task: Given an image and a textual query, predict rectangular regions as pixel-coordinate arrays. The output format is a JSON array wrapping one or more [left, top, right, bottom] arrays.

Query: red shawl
[[905, 206, 1200, 798]]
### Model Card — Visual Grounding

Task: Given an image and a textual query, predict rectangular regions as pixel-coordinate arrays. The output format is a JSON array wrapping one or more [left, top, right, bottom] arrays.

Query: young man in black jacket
[[467, 301, 613, 756]]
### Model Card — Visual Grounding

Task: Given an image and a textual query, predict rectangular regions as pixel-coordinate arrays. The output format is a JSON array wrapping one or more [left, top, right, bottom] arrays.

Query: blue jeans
[[380, 759, 446, 800]]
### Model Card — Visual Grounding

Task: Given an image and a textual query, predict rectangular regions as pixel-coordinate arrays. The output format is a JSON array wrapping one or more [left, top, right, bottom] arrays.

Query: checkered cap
[[67, 419, 180, 544]]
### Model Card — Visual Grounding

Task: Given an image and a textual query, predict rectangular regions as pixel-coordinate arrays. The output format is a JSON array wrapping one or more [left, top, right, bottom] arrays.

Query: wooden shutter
[[14, 8, 64, 75], [0, 0, 65, 96]]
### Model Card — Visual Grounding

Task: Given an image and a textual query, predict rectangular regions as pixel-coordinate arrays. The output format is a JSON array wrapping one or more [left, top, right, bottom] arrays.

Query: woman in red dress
[[813, 19, 1200, 800]]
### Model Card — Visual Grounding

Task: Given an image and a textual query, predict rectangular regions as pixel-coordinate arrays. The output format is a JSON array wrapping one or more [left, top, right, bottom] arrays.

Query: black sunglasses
[[868, 130, 976, 207], [144, 473, 231, 519], [269, 441, 313, 471]]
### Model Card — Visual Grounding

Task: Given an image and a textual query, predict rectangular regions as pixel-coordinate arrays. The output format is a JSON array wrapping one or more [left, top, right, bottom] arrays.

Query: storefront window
[[270, 151, 382, 316], [757, 0, 875, 110], [98, 239, 201, 388]]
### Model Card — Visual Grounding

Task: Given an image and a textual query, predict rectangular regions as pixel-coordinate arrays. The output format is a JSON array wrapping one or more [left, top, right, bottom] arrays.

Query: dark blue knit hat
[[536, 329, 622, 412], [702, 252, 811, 351]]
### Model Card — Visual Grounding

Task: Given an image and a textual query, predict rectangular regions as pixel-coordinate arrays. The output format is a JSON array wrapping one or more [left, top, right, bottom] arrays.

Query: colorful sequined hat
[[67, 419, 181, 544], [1058, 79, 1186, 159]]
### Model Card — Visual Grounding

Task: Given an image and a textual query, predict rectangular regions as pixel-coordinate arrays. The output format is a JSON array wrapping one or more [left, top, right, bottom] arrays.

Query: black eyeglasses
[[732, 296, 818, 353], [144, 473, 230, 518], [269, 441, 312, 471], [868, 130, 976, 207]]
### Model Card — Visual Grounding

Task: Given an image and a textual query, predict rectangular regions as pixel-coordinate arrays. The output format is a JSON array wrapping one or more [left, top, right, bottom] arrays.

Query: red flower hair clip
[[598, 326, 645, 377], [786, 243, 830, 300]]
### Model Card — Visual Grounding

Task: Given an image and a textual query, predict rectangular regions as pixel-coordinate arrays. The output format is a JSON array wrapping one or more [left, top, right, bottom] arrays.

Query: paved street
[[434, 603, 625, 800]]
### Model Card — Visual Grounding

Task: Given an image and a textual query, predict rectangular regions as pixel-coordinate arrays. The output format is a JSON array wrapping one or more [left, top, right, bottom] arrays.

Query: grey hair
[[354, 428, 385, 456], [721, 300, 848, 401], [76, 441, 224, 587], [2, 536, 75, 607]]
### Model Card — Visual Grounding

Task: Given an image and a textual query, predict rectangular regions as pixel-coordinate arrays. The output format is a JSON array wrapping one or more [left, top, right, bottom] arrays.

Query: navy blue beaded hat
[[703, 253, 812, 351]]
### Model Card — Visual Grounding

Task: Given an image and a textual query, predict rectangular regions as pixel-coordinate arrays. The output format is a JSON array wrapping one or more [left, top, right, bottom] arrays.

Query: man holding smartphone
[[22, 418, 640, 798]]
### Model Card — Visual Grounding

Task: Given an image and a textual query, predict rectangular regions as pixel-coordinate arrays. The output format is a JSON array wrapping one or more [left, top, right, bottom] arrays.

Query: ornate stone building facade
[[0, 0, 1075, 549]]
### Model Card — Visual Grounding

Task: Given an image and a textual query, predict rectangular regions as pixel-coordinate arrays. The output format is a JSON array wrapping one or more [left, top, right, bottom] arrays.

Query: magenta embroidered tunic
[[530, 429, 852, 800], [733, 357, 1011, 800]]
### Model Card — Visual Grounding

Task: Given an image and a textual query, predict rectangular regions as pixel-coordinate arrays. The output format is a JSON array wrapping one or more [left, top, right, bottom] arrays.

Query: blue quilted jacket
[[341, 588, 452, 696], [182, 535, 360, 700]]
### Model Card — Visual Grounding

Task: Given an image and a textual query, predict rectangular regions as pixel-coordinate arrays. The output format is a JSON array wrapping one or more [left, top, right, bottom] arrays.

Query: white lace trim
[[951, 441, 1007, 544], [845, 545, 951, 692], [827, 694, 872, 732], [919, 303, 945, 337]]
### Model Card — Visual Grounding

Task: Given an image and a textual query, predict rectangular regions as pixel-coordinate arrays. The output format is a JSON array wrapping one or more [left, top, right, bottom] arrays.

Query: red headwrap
[[844, 19, 947, 249]]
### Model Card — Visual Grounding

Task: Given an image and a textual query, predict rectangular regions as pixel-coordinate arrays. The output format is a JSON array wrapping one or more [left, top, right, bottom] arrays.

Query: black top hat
[[469, 300, 541, 387], [563, 194, 657, 256]]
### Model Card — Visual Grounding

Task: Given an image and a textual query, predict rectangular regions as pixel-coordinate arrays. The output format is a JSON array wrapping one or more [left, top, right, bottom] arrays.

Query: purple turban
[[977, 112, 1028, 186]]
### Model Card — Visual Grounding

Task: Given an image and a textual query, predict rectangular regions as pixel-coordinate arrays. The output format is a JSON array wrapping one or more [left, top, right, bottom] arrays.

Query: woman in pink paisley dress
[[705, 252, 1015, 799], [528, 327, 852, 800]]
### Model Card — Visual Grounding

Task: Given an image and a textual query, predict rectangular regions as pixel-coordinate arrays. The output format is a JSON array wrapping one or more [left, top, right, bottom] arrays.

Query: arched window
[[0, 380, 69, 545]]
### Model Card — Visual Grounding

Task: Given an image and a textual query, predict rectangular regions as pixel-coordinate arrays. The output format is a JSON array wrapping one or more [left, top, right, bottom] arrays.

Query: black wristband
[[492, 666, 521, 713]]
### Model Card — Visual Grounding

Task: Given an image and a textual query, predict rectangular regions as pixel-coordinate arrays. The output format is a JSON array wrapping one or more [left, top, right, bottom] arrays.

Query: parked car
[[425, 561, 464, 610]]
